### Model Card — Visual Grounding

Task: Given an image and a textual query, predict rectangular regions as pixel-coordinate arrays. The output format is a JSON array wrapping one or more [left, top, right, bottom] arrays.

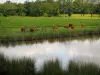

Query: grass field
[[0, 14, 100, 41], [0, 53, 100, 75]]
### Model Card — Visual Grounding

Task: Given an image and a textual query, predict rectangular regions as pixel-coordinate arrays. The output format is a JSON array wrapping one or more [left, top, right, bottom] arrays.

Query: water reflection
[[0, 36, 100, 69], [0, 35, 100, 47]]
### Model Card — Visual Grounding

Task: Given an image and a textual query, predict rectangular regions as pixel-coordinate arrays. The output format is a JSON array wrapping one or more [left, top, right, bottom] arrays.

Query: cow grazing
[[30, 26, 36, 32], [52, 25, 59, 30], [21, 26, 25, 32], [64, 26, 69, 29], [81, 24, 85, 28], [68, 24, 74, 29]]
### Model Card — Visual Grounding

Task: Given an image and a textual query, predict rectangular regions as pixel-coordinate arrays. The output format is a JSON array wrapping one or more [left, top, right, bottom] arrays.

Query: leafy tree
[[1, 2, 17, 16], [96, 3, 100, 17], [16, 4, 26, 16], [89, 0, 96, 17], [66, 0, 73, 17], [0, 4, 3, 16], [44, 0, 54, 3], [30, 3, 42, 16], [73, 0, 81, 14], [24, 1, 32, 16], [0, 0, 100, 17], [68, 8, 72, 17]]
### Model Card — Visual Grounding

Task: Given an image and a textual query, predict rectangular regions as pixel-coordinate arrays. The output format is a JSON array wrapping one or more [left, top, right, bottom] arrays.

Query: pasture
[[0, 14, 100, 41]]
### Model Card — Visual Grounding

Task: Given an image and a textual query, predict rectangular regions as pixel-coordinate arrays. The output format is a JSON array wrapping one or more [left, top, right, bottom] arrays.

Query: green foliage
[[43, 13, 48, 17], [68, 8, 72, 17], [0, 13, 3, 16], [1, 3, 17, 16], [0, 0, 100, 17], [16, 4, 26, 16]]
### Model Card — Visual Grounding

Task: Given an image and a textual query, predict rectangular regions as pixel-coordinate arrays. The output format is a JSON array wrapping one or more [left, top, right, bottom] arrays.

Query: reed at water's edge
[[1, 33, 100, 47], [0, 28, 100, 42], [0, 53, 100, 75]]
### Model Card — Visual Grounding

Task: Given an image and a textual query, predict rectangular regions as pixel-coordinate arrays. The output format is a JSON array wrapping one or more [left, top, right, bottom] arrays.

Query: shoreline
[[0, 31, 100, 46]]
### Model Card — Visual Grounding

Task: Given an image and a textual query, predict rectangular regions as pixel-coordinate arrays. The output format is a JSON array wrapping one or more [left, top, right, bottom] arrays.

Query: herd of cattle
[[21, 24, 85, 32]]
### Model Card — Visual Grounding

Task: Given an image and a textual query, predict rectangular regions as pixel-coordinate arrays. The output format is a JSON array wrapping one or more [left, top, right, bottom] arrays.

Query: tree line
[[0, 0, 100, 17]]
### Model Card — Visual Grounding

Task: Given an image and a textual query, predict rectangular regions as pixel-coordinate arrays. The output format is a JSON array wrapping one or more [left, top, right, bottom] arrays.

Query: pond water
[[0, 36, 100, 69]]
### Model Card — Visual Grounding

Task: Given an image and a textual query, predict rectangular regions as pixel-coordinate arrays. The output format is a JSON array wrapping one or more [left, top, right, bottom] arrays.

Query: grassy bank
[[0, 14, 100, 41], [0, 53, 100, 75]]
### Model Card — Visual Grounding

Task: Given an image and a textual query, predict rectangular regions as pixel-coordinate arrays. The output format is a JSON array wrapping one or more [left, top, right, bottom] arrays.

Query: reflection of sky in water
[[1, 38, 100, 69]]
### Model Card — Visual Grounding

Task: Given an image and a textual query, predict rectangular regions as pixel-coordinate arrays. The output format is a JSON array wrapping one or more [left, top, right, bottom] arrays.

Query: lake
[[0, 36, 100, 69]]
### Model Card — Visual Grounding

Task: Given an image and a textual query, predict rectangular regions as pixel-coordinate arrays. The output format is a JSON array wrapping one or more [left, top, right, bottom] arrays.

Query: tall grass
[[68, 61, 100, 75], [38, 60, 63, 75], [0, 53, 100, 75], [0, 53, 8, 75], [0, 53, 35, 75]]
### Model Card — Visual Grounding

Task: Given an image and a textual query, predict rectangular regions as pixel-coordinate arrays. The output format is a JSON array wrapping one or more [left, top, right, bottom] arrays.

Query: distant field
[[0, 14, 100, 41]]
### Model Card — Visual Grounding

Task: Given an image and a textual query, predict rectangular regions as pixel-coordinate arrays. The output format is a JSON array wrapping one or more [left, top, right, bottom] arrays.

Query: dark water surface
[[0, 36, 100, 69]]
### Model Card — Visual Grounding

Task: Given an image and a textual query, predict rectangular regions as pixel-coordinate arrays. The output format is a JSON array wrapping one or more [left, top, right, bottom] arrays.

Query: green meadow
[[0, 14, 100, 41]]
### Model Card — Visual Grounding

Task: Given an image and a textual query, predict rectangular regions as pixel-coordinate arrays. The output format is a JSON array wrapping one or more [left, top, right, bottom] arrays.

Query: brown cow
[[30, 26, 36, 32], [68, 24, 74, 29], [21, 26, 25, 32], [64, 26, 69, 29], [81, 24, 85, 28], [52, 25, 59, 30]]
